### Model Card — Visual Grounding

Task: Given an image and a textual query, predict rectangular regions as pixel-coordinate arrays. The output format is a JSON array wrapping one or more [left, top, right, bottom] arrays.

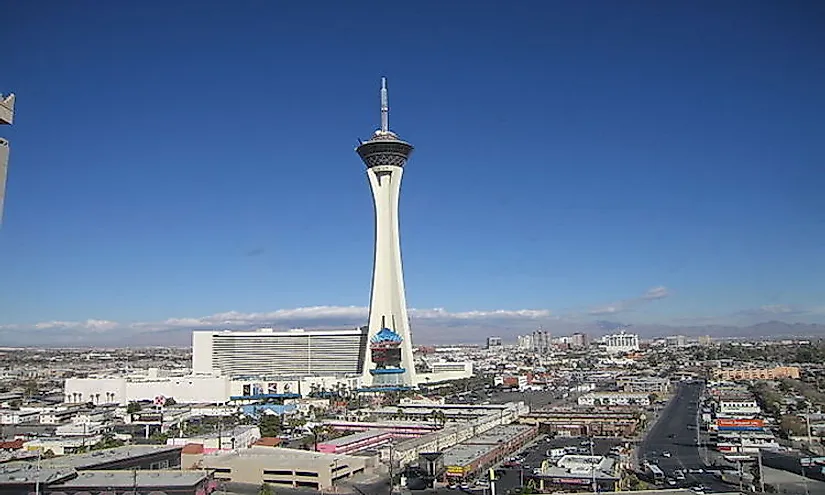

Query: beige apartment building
[[713, 366, 800, 381]]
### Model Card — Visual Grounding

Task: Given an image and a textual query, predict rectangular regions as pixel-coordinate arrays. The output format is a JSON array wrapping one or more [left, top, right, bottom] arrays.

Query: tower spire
[[380, 77, 389, 133]]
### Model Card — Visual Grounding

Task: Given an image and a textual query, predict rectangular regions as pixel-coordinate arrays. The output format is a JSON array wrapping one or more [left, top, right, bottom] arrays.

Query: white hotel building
[[64, 327, 471, 405], [192, 327, 368, 376], [603, 331, 640, 354]]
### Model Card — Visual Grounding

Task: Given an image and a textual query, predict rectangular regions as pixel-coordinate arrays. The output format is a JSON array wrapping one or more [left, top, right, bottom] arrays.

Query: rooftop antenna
[[380, 77, 389, 133]]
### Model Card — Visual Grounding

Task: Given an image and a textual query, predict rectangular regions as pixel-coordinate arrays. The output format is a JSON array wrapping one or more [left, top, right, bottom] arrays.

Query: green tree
[[21, 379, 39, 398], [126, 402, 142, 414], [148, 431, 169, 445], [258, 414, 282, 437], [92, 434, 125, 451], [258, 483, 273, 495], [780, 415, 807, 437]]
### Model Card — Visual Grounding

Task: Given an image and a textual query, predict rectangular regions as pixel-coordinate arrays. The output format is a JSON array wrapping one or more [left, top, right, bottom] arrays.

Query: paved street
[[639, 381, 733, 493]]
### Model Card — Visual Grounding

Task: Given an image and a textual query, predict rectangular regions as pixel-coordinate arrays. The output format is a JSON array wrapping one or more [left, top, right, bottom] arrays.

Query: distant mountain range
[[0, 319, 822, 348]]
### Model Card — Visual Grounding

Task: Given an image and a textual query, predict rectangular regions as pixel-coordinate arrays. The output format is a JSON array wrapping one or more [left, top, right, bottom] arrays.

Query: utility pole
[[387, 441, 395, 495], [800, 464, 810, 495], [757, 449, 765, 493], [35, 450, 41, 495], [805, 411, 813, 450], [590, 436, 597, 494], [737, 460, 743, 494]]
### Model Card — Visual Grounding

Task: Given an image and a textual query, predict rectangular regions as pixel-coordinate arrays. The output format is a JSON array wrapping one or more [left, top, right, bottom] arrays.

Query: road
[[639, 381, 732, 493]]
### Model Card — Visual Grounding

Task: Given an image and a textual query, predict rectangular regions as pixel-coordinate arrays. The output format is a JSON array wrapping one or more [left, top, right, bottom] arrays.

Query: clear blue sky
[[1, 1, 824, 332]]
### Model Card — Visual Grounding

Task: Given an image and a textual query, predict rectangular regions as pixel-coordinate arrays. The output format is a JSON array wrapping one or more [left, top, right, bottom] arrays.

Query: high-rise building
[[356, 78, 416, 388], [665, 335, 687, 347], [532, 330, 551, 354], [570, 332, 589, 348], [486, 336, 503, 349], [517, 335, 533, 350], [0, 93, 15, 225], [604, 331, 640, 354], [192, 328, 368, 377]]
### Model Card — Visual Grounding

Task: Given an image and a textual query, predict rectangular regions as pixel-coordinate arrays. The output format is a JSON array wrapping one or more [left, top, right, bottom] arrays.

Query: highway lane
[[639, 381, 733, 493]]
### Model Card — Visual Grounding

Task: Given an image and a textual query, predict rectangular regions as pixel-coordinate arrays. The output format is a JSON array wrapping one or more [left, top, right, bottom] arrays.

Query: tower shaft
[[365, 165, 416, 386]]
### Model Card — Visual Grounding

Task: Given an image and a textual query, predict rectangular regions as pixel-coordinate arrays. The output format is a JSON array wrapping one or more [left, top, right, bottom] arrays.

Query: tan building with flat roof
[[186, 446, 371, 491], [713, 366, 800, 381]]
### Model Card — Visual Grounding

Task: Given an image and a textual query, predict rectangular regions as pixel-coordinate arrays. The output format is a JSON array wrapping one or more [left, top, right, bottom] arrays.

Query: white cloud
[[642, 286, 670, 300], [735, 304, 811, 318], [588, 286, 671, 315], [588, 305, 622, 316], [30, 319, 119, 333], [0, 306, 552, 334]]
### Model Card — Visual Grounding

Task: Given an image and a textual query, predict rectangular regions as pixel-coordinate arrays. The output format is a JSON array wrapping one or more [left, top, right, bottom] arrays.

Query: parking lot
[[517, 435, 626, 471]]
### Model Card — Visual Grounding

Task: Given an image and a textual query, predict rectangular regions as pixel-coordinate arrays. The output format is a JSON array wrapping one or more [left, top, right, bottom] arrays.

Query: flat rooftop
[[0, 465, 75, 485], [175, 425, 257, 440], [211, 446, 352, 463], [39, 445, 182, 470], [58, 470, 209, 488], [322, 429, 391, 447], [443, 444, 496, 468], [464, 425, 533, 446]]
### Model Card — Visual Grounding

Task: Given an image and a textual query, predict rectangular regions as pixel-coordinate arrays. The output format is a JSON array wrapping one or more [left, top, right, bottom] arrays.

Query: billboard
[[717, 419, 764, 430]]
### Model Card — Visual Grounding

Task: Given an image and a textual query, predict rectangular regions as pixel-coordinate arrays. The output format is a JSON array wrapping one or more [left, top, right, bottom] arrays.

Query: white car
[[662, 451, 672, 458]]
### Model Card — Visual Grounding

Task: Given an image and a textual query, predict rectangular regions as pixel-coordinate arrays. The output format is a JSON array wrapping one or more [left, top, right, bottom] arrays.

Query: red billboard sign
[[716, 419, 764, 429]]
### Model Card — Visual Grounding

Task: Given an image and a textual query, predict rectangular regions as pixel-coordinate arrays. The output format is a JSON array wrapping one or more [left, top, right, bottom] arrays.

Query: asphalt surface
[[639, 381, 733, 493], [519, 436, 624, 470]]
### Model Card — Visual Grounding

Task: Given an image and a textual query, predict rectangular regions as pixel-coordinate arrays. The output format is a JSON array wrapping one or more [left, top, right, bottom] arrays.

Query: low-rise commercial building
[[519, 410, 642, 437], [194, 446, 369, 491], [577, 392, 651, 407], [718, 396, 760, 416], [0, 409, 39, 425], [45, 470, 213, 495], [712, 366, 800, 381], [533, 455, 619, 492], [36, 445, 184, 471], [616, 376, 670, 394], [0, 465, 212, 495], [443, 425, 537, 480], [386, 404, 527, 466], [317, 429, 393, 454], [167, 425, 261, 453]]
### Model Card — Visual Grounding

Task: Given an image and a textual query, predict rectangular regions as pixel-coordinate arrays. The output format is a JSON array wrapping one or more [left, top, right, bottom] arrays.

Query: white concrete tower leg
[[364, 165, 416, 386], [0, 93, 15, 226]]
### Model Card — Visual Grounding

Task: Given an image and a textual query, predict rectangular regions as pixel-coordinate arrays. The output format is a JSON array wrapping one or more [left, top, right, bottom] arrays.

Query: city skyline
[[1, 2, 824, 338]]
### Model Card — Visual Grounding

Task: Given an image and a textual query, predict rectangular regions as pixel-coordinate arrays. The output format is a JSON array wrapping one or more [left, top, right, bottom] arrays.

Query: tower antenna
[[380, 77, 389, 133]]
